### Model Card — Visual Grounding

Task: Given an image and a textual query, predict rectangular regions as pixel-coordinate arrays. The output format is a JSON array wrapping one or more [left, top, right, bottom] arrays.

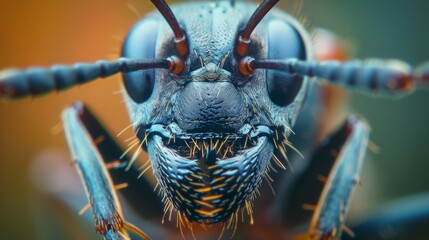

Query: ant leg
[[62, 102, 157, 239], [307, 116, 369, 239], [64, 102, 163, 219], [283, 116, 369, 239]]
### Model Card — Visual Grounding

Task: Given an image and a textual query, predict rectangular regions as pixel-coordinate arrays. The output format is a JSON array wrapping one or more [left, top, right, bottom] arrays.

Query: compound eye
[[121, 19, 159, 103], [266, 20, 306, 106]]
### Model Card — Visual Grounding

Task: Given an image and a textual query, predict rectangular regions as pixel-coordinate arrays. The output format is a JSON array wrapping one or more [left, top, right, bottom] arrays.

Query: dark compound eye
[[121, 19, 159, 103], [266, 19, 306, 106]]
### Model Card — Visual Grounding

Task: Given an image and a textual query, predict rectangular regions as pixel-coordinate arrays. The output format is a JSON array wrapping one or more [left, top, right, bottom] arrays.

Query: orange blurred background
[[0, 0, 153, 239], [1, 0, 429, 239]]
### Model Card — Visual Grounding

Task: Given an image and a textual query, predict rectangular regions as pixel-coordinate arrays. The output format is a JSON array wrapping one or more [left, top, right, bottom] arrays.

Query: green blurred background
[[0, 0, 428, 239]]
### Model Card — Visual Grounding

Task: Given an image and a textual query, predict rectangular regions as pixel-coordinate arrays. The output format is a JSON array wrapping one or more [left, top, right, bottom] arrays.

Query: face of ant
[[121, 2, 312, 223]]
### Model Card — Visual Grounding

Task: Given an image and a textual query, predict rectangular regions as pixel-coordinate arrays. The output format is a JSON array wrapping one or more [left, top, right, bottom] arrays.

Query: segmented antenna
[[0, 58, 178, 99], [235, 0, 279, 58], [0, 1, 192, 99], [151, 0, 189, 60], [242, 57, 429, 96]]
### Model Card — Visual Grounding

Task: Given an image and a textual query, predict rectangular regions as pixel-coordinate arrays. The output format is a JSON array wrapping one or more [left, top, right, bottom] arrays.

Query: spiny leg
[[283, 116, 369, 239], [308, 116, 369, 239], [271, 115, 352, 228], [62, 102, 156, 239], [73, 102, 163, 220]]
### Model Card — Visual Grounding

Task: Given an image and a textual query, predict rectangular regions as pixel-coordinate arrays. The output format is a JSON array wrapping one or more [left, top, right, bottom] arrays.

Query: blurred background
[[0, 0, 428, 239]]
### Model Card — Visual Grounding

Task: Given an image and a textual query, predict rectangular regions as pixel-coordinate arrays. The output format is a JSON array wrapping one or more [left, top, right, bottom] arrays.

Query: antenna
[[0, 58, 180, 99], [151, 0, 189, 60], [240, 57, 429, 97], [0, 0, 192, 99], [235, 0, 279, 58]]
